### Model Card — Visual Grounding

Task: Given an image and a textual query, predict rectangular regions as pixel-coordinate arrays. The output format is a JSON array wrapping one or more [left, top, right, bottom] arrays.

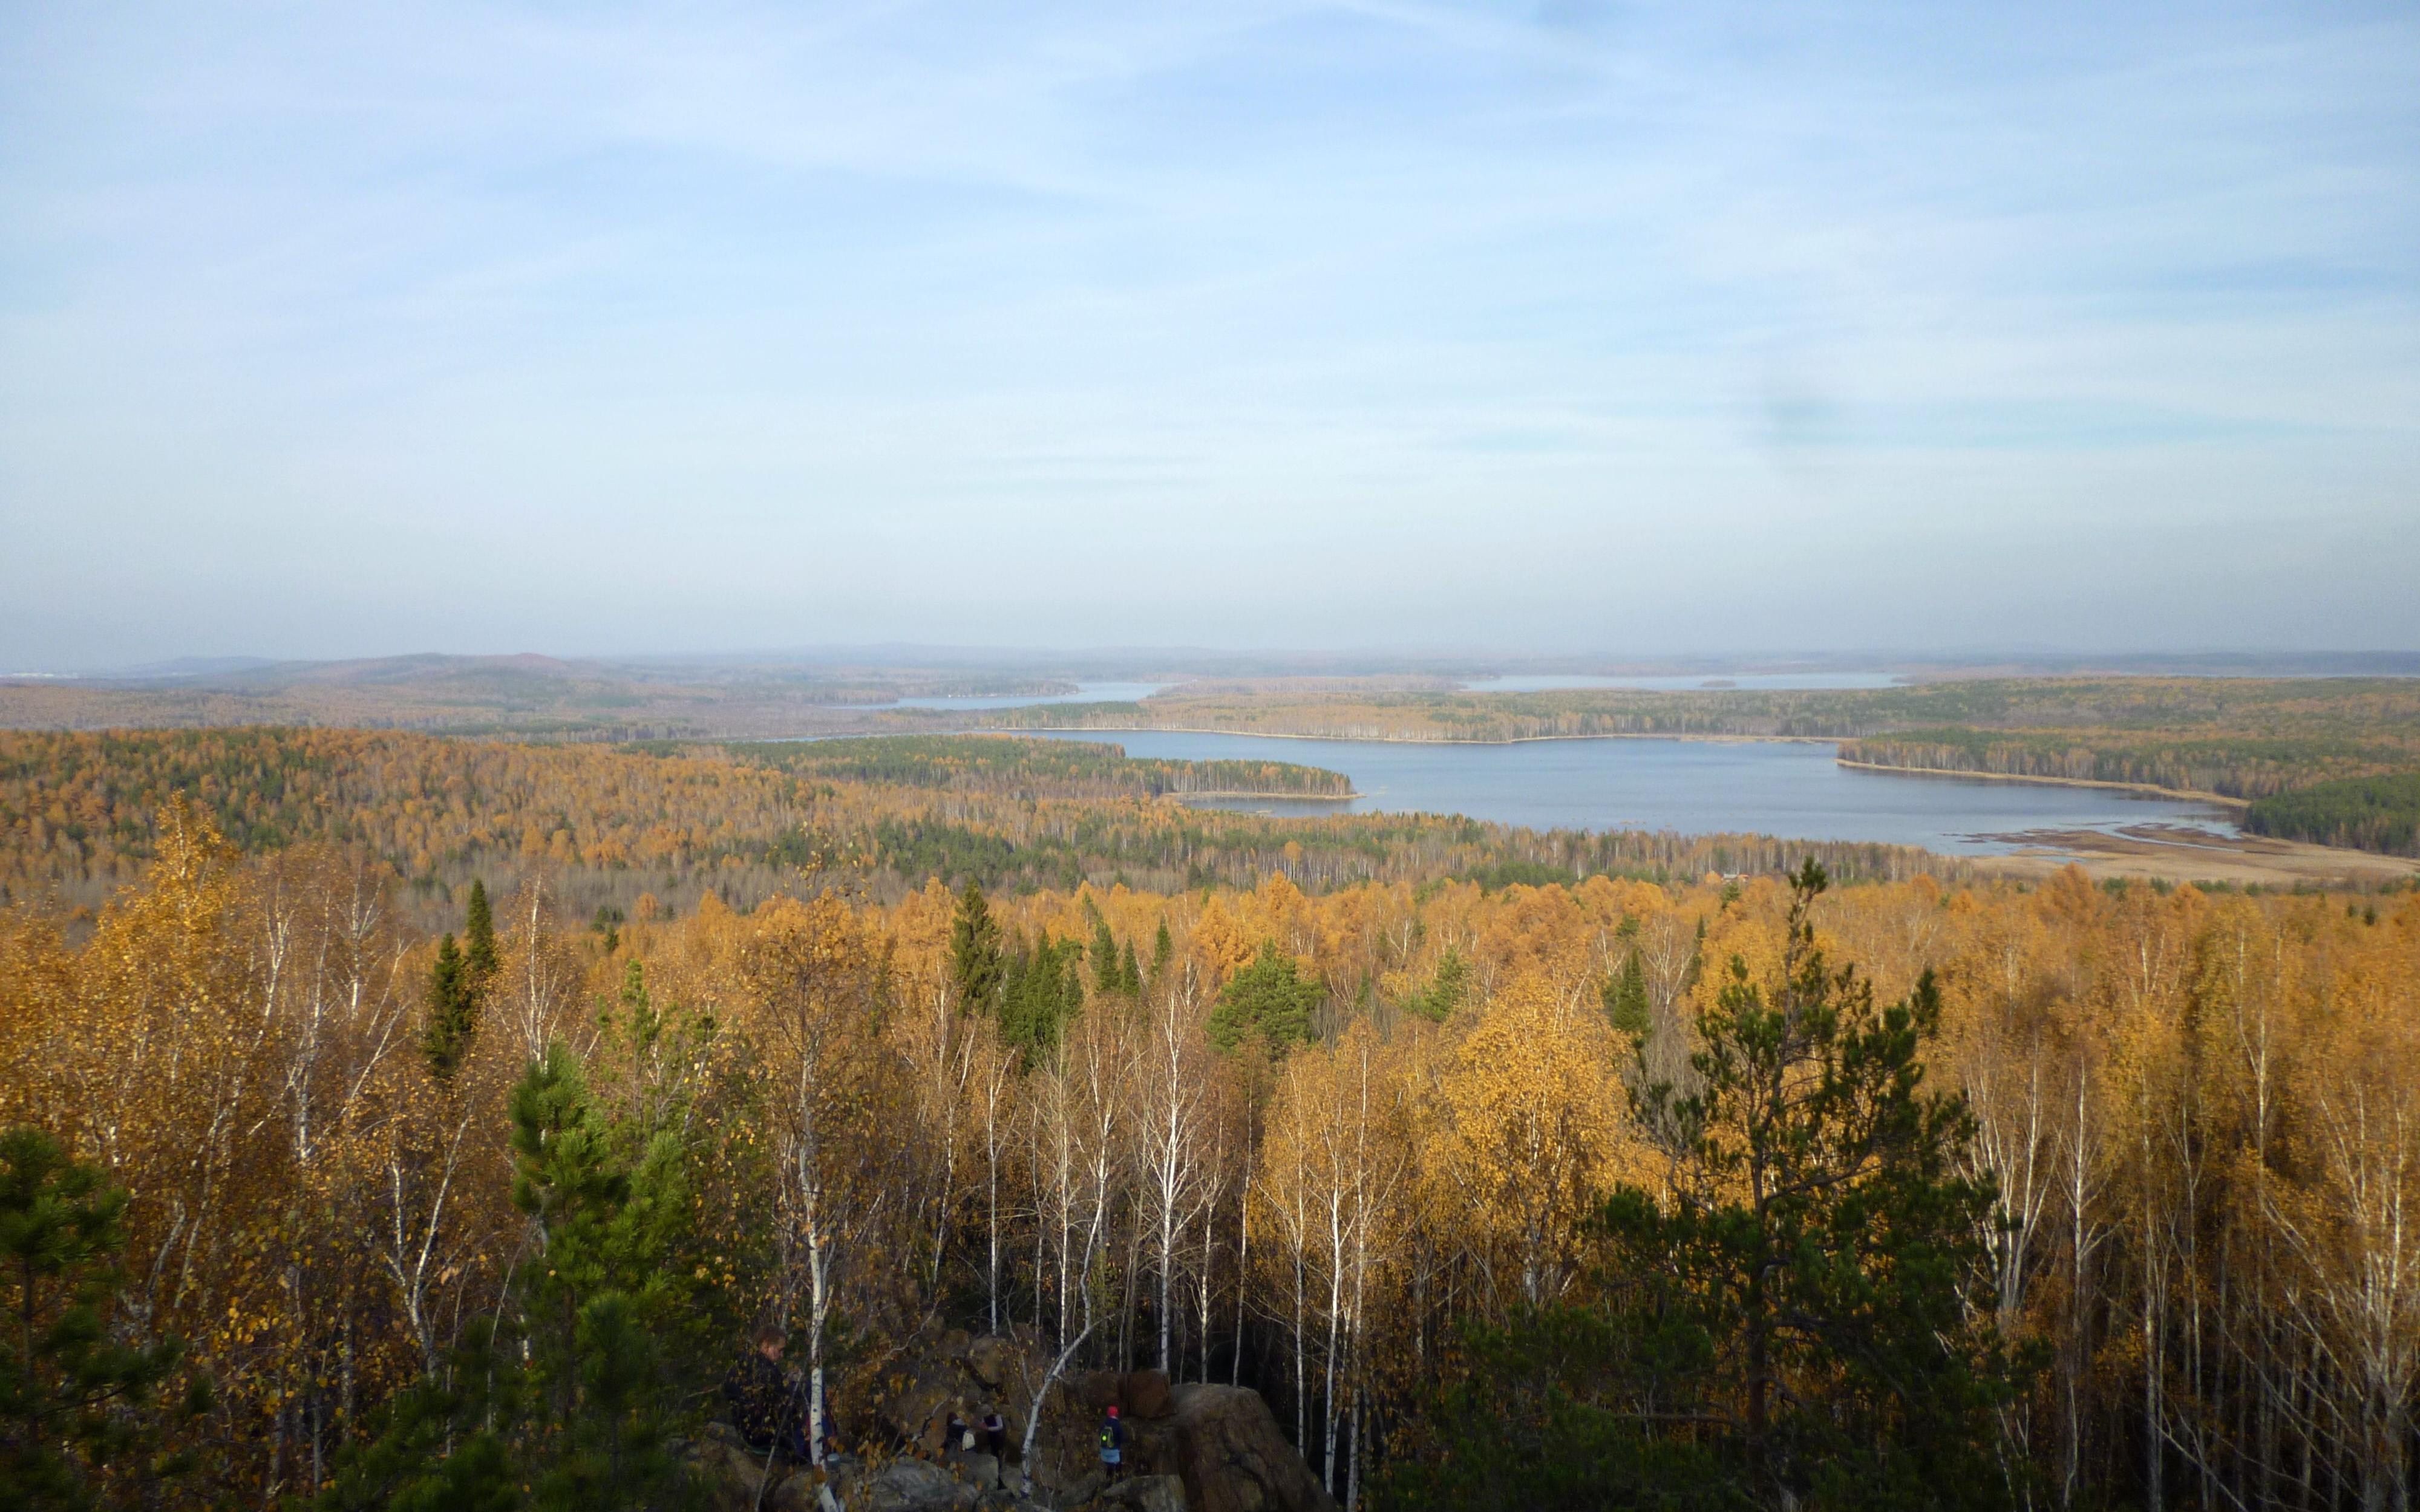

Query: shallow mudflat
[[1972, 824, 2420, 887]]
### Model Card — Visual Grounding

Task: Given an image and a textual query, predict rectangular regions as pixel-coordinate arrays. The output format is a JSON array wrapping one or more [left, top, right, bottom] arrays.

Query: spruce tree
[[1091, 916, 1122, 995], [1603, 949, 1650, 1035], [998, 931, 1087, 1062], [948, 881, 1005, 1016], [422, 934, 477, 1080], [463, 878, 499, 986], [1148, 918, 1174, 991], [1207, 941, 1321, 1052]]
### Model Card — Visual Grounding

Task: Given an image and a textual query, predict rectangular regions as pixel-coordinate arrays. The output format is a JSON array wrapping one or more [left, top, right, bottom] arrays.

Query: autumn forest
[[1, 711, 2416, 1511]]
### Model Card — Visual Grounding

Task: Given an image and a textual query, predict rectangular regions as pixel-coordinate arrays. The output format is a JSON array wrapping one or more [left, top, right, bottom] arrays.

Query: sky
[[2, 1, 2416, 669]]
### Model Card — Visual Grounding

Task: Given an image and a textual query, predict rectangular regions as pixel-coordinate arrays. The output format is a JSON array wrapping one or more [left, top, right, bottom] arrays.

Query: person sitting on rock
[[1099, 1403, 1125, 1482], [722, 1324, 809, 1462]]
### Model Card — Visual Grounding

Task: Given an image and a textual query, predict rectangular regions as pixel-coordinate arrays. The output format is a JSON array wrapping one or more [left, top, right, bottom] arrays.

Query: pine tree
[[506, 1046, 699, 1510], [325, 1048, 703, 1511], [948, 881, 1005, 1016], [422, 934, 477, 1080], [1119, 940, 1142, 996], [463, 878, 499, 986], [0, 1127, 198, 1510], [1404, 862, 2031, 1510]]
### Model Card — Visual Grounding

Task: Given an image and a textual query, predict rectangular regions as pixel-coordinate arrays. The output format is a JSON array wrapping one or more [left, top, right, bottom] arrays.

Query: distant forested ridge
[[987, 675, 2420, 754], [0, 727, 1947, 922], [2245, 773, 2420, 855], [724, 733, 1353, 797]]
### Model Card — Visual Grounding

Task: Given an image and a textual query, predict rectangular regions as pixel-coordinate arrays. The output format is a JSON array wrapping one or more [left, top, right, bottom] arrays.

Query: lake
[[1022, 729, 2235, 856], [1459, 672, 1909, 692]]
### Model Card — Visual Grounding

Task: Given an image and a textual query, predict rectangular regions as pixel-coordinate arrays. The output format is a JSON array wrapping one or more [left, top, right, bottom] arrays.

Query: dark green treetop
[[948, 881, 1005, 1016], [422, 933, 478, 1080], [1207, 941, 1321, 1052], [0, 1127, 200, 1511]]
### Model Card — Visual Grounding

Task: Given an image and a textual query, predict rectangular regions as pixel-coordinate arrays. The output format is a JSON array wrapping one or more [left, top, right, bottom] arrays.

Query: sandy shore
[[1973, 824, 2418, 887]]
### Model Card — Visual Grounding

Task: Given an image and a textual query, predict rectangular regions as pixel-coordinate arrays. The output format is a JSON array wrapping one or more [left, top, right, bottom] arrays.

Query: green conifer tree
[[0, 1127, 200, 1511], [1148, 919, 1174, 991], [422, 934, 477, 1080], [322, 1048, 705, 1512], [1603, 949, 1650, 1035], [1402, 862, 2033, 1511], [1408, 947, 1472, 1022], [463, 878, 499, 986], [1091, 916, 1122, 995], [948, 882, 1005, 1016], [1207, 942, 1321, 1052]]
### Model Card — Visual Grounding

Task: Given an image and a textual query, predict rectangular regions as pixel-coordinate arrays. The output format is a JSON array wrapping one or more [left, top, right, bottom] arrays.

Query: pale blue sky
[[2, 2, 2415, 666]]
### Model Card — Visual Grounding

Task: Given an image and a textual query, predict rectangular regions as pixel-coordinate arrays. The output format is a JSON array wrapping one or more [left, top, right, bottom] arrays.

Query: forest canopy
[[4, 792, 2418, 1508]]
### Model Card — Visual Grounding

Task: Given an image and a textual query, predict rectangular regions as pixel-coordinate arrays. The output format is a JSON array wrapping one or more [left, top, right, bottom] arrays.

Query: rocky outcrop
[[854, 1458, 981, 1511], [1100, 1476, 1188, 1512], [1120, 1370, 1174, 1421], [1165, 1386, 1338, 1512], [692, 1331, 1330, 1512]]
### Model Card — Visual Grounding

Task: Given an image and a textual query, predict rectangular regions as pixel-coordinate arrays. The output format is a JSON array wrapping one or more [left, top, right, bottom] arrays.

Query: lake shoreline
[[1834, 758, 2250, 809], [995, 723, 1842, 748], [844, 725, 2261, 820], [1163, 788, 1361, 801]]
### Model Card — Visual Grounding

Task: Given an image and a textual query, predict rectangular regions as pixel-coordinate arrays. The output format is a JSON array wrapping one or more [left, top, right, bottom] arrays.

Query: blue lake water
[[1022, 730, 2235, 856], [1459, 672, 1909, 692]]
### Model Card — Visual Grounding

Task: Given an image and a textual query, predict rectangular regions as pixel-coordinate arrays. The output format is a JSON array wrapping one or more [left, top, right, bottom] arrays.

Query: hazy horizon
[[5, 1, 2416, 666], [15, 644, 2420, 682]]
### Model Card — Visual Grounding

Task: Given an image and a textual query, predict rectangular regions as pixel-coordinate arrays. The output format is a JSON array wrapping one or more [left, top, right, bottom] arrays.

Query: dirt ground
[[1973, 824, 2420, 888]]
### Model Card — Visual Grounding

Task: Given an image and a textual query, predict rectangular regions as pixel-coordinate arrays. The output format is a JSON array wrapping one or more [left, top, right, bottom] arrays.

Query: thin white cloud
[[1, 0, 2414, 665]]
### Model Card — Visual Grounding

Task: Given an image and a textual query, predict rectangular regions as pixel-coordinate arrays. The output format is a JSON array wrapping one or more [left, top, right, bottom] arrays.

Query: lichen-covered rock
[[946, 1449, 1002, 1490], [859, 1457, 981, 1512], [765, 1468, 834, 1512], [1119, 1369, 1174, 1420], [1100, 1473, 1188, 1512], [966, 1335, 1020, 1390], [685, 1421, 771, 1512]]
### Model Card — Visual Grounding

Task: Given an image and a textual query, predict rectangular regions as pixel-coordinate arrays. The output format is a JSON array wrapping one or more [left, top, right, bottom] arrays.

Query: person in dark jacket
[[722, 1325, 809, 1461], [981, 1409, 1007, 1461], [1099, 1404, 1125, 1481]]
